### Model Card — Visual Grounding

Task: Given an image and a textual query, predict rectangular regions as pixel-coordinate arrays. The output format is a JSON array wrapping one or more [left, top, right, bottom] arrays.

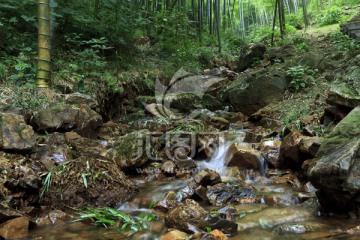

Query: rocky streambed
[[1, 41, 360, 239]]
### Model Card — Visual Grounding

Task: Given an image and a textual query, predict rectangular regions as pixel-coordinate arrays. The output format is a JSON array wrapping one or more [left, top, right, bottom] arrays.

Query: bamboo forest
[[0, 0, 360, 239]]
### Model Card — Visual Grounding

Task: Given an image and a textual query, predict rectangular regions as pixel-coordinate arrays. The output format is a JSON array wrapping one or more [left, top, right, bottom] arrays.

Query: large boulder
[[106, 130, 149, 170], [31, 104, 103, 138], [308, 106, 360, 212], [0, 113, 36, 152], [327, 65, 360, 108], [237, 43, 266, 71], [220, 68, 288, 116]]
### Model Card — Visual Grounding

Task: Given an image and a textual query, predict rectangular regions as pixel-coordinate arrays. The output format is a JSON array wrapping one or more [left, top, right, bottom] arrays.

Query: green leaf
[[81, 173, 88, 188]]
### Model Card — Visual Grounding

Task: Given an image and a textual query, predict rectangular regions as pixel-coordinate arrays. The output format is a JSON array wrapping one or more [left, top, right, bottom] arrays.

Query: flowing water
[[25, 136, 360, 240]]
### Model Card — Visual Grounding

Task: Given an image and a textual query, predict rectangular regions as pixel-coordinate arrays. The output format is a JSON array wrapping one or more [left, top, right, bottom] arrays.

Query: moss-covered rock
[[106, 130, 150, 170], [316, 106, 360, 156], [327, 66, 360, 108], [308, 106, 360, 213], [220, 68, 288, 116]]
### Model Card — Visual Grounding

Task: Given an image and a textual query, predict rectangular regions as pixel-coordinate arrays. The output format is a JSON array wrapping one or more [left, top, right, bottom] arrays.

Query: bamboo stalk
[[36, 0, 51, 88]]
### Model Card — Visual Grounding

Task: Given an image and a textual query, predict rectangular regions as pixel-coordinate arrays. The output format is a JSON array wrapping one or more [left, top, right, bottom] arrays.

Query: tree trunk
[[36, 0, 51, 88]]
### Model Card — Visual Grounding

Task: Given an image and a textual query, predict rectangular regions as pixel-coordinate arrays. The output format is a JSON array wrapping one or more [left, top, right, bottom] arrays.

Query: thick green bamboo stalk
[[36, 0, 51, 88]]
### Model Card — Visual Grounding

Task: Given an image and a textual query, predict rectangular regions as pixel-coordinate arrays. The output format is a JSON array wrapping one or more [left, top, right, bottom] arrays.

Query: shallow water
[[24, 137, 360, 240]]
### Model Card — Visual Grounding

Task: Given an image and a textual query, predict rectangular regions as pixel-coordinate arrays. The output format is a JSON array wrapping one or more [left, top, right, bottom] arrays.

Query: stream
[[24, 133, 360, 240]]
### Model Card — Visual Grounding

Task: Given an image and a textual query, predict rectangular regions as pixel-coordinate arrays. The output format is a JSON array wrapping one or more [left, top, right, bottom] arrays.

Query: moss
[[317, 106, 360, 156]]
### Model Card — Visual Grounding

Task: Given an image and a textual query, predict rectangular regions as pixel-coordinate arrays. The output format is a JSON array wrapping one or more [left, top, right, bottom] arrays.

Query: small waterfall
[[198, 141, 234, 173], [198, 131, 268, 179]]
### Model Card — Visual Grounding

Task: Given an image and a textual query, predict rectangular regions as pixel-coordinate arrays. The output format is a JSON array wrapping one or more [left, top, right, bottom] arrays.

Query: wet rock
[[194, 169, 221, 187], [243, 126, 275, 143], [206, 183, 256, 206], [237, 43, 266, 71], [279, 130, 304, 170], [160, 230, 188, 240], [0, 113, 36, 152], [220, 68, 288, 116], [152, 191, 178, 216], [299, 137, 322, 157], [236, 206, 313, 230], [165, 199, 207, 233], [224, 143, 262, 171], [274, 222, 327, 234], [201, 229, 229, 240], [31, 104, 103, 138], [63, 92, 98, 110], [260, 140, 282, 168], [175, 159, 197, 170], [178, 181, 199, 200], [37, 210, 72, 226], [0, 216, 29, 239], [106, 130, 149, 170], [199, 215, 238, 235]]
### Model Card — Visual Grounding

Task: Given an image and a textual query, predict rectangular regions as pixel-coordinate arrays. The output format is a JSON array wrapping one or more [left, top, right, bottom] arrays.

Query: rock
[[326, 62, 360, 108], [279, 130, 304, 170], [236, 206, 313, 231], [161, 161, 177, 175], [106, 130, 149, 170], [64, 92, 98, 109], [37, 210, 72, 226], [31, 104, 103, 138], [260, 140, 282, 168], [267, 45, 295, 63], [224, 143, 262, 171], [308, 106, 360, 213], [165, 199, 207, 233], [0, 205, 23, 223], [0, 113, 36, 152], [152, 191, 178, 216], [274, 222, 327, 234], [206, 183, 256, 206], [321, 105, 352, 125], [201, 230, 228, 240], [160, 230, 188, 240], [299, 136, 322, 157], [243, 126, 273, 143], [194, 169, 221, 187], [175, 159, 197, 170], [198, 215, 238, 235], [66, 134, 107, 158], [0, 216, 29, 239], [237, 43, 266, 71], [144, 103, 175, 119], [221, 68, 288, 115], [204, 115, 230, 130]]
